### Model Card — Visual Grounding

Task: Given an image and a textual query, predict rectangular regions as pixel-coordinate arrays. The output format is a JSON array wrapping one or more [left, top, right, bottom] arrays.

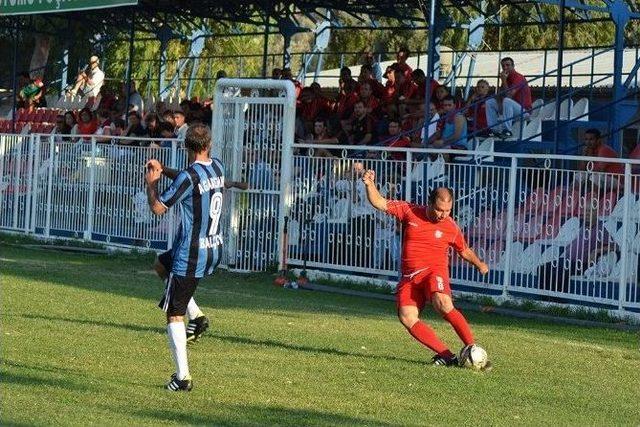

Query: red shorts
[[396, 267, 451, 310]]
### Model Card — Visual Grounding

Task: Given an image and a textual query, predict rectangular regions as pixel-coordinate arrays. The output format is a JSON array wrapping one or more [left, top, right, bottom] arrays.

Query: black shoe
[[186, 316, 209, 342], [431, 354, 459, 367], [165, 374, 193, 391]]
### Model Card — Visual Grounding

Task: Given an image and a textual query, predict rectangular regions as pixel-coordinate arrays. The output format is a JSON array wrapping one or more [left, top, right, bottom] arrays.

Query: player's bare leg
[[165, 314, 192, 391], [155, 256, 209, 342], [397, 305, 457, 366]]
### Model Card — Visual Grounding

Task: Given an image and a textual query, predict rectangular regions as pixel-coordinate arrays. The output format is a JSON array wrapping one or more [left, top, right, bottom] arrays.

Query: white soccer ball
[[460, 344, 488, 370]]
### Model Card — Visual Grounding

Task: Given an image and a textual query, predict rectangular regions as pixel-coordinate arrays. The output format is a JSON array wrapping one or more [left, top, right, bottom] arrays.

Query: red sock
[[443, 309, 475, 345], [408, 321, 454, 358]]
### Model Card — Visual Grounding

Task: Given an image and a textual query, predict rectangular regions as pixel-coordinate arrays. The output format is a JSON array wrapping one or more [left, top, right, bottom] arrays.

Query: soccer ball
[[459, 344, 488, 370]]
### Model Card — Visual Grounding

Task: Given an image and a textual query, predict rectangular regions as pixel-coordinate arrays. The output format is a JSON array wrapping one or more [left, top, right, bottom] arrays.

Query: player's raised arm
[[145, 160, 168, 216], [459, 247, 489, 275], [362, 169, 387, 212]]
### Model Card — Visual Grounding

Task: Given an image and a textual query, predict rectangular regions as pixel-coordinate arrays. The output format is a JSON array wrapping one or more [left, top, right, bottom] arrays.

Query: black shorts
[[157, 250, 199, 316], [158, 273, 200, 316]]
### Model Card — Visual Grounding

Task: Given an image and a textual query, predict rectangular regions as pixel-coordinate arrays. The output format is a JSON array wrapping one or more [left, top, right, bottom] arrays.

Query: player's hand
[[477, 262, 489, 275], [362, 169, 376, 186], [145, 160, 162, 185]]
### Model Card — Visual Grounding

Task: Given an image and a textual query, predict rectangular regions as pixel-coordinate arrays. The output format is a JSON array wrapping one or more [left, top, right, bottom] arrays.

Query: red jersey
[[386, 200, 467, 274], [384, 135, 411, 160], [396, 62, 413, 81], [506, 71, 532, 111], [299, 97, 331, 122]]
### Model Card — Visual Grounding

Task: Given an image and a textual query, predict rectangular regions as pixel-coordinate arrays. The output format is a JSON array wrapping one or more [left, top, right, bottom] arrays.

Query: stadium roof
[[3, 0, 640, 38]]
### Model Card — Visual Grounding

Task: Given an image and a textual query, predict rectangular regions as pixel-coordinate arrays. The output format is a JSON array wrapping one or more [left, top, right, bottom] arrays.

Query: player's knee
[[432, 293, 453, 315], [397, 310, 419, 329], [167, 315, 183, 324]]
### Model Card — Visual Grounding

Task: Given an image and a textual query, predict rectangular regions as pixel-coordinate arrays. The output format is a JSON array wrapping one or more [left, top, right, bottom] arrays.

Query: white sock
[[186, 298, 204, 320], [167, 322, 189, 380]]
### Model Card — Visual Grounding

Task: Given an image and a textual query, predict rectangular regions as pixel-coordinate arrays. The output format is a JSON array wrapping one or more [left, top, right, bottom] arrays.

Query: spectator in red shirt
[[575, 129, 624, 190], [299, 118, 340, 158], [298, 87, 332, 134], [485, 57, 533, 138], [77, 108, 98, 142], [372, 118, 411, 161], [466, 79, 490, 136], [358, 64, 385, 100], [395, 46, 413, 81], [335, 79, 359, 121], [339, 66, 359, 91], [282, 67, 303, 99], [358, 82, 381, 119]]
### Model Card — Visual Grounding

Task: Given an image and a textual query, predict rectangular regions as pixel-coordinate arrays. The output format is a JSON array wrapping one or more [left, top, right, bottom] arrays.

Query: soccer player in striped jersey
[[145, 123, 227, 391]]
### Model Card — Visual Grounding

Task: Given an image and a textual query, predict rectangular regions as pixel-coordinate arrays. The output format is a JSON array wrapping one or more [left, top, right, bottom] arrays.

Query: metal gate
[[211, 79, 296, 271]]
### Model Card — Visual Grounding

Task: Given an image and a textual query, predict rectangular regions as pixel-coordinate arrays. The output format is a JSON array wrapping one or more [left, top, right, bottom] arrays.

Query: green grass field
[[2, 238, 639, 426]]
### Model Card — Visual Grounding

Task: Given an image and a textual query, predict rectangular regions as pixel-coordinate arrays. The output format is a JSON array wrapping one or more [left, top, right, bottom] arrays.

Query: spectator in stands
[[174, 110, 188, 140], [335, 79, 359, 121], [349, 100, 374, 156], [575, 129, 623, 189], [358, 64, 385, 99], [395, 46, 413, 81], [466, 79, 490, 136], [362, 50, 383, 82], [373, 118, 411, 161], [298, 87, 332, 135], [299, 118, 339, 158], [282, 67, 303, 98], [358, 82, 381, 119], [157, 121, 176, 148], [144, 112, 162, 139], [17, 72, 44, 110], [77, 108, 98, 142], [485, 57, 532, 138], [94, 109, 112, 141], [126, 81, 144, 115], [68, 55, 104, 98], [272, 68, 282, 79], [64, 111, 78, 138], [339, 66, 358, 90], [96, 86, 116, 112], [162, 110, 175, 128], [111, 118, 126, 137], [433, 85, 452, 114], [401, 69, 434, 111], [428, 95, 468, 150], [52, 114, 70, 142], [121, 111, 148, 145]]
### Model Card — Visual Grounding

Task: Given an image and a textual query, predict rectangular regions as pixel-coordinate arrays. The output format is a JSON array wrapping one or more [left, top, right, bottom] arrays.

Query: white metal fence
[[282, 144, 640, 315]]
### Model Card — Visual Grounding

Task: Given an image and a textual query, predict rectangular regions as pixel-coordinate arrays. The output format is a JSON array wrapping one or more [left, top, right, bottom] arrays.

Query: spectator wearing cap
[[68, 55, 104, 98], [174, 110, 188, 140]]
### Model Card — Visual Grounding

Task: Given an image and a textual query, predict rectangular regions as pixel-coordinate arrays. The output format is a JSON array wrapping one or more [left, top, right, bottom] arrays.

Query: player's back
[[172, 158, 225, 278]]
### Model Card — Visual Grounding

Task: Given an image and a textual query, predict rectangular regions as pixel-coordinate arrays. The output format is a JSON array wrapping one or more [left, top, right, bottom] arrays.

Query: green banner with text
[[0, 0, 137, 16]]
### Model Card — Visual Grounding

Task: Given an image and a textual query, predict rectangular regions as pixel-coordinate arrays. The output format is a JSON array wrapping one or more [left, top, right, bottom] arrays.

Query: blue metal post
[[610, 2, 630, 154], [125, 13, 135, 123], [553, 0, 566, 154], [422, 0, 441, 144], [11, 22, 18, 133]]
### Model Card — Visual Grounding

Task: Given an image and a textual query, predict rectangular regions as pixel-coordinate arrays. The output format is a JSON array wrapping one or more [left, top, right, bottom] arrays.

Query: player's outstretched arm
[[225, 180, 249, 190], [362, 169, 388, 212], [145, 161, 168, 216], [460, 247, 489, 275]]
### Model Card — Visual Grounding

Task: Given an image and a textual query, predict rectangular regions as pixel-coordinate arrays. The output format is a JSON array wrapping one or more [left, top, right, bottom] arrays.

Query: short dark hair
[[185, 123, 211, 153], [428, 187, 454, 205], [360, 64, 373, 73], [397, 45, 410, 56], [501, 57, 514, 66], [585, 128, 602, 139], [442, 95, 455, 103], [159, 121, 175, 134], [113, 118, 126, 129], [412, 69, 425, 79], [340, 66, 352, 76]]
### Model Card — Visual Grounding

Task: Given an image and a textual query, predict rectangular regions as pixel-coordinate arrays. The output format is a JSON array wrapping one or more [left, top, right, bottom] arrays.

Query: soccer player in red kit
[[362, 170, 490, 367]]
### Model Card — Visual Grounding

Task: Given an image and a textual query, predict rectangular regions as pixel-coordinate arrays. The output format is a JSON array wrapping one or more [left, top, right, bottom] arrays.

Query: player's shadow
[[125, 405, 395, 427], [209, 332, 426, 366], [0, 368, 94, 392], [21, 313, 165, 335]]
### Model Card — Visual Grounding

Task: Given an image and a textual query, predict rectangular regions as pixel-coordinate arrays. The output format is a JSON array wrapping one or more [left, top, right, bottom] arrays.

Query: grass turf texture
[[1, 241, 639, 426]]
